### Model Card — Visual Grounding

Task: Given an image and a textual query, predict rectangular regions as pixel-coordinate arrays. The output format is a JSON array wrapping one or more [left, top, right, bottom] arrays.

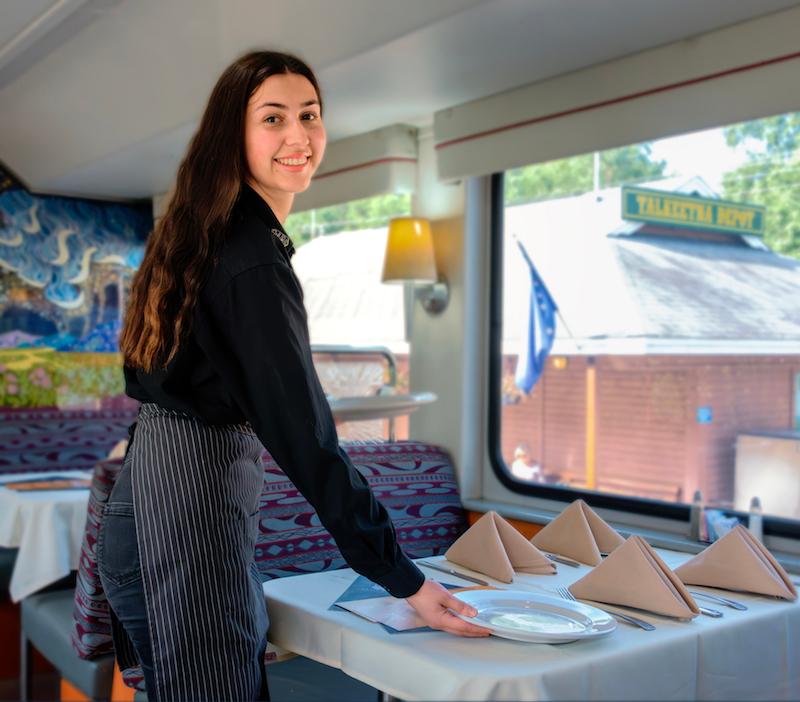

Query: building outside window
[[494, 111, 800, 528], [286, 193, 412, 440]]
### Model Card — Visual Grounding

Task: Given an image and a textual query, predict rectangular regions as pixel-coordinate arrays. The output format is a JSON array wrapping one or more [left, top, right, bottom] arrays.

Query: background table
[[262, 552, 800, 701], [0, 470, 91, 602], [328, 392, 437, 423], [328, 392, 437, 441]]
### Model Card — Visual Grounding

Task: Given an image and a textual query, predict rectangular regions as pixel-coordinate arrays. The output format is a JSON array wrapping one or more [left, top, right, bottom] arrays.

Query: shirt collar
[[239, 185, 296, 259]]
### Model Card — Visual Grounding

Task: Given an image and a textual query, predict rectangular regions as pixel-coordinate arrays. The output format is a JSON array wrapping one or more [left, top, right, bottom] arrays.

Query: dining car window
[[286, 194, 412, 441], [285, 193, 411, 246], [491, 111, 800, 538]]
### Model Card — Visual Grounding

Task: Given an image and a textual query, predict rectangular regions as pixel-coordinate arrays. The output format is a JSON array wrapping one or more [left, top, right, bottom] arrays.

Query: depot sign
[[621, 186, 765, 236]]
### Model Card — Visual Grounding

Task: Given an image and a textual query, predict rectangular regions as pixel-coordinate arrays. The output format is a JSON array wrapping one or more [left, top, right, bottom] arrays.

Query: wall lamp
[[381, 217, 449, 315]]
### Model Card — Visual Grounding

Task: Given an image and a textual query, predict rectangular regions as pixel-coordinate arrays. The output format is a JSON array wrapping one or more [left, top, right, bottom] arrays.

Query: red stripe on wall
[[313, 157, 417, 181], [436, 50, 800, 151]]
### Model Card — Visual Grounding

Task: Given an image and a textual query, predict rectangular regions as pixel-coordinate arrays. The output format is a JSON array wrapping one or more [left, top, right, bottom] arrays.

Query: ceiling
[[1, 0, 799, 201]]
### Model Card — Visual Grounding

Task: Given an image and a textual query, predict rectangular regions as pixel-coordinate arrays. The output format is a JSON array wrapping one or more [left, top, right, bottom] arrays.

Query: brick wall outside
[[500, 354, 800, 507], [321, 351, 799, 503]]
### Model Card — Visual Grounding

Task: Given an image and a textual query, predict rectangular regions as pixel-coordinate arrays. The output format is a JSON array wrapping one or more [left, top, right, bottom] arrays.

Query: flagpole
[[555, 309, 583, 353], [511, 232, 596, 489], [510, 232, 583, 353]]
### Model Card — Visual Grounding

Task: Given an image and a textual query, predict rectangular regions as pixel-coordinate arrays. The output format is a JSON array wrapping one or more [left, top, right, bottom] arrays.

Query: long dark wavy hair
[[120, 51, 322, 372]]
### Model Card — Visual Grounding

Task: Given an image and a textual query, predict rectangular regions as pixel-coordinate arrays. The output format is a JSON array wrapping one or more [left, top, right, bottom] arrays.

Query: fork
[[559, 586, 722, 620], [556, 586, 656, 631]]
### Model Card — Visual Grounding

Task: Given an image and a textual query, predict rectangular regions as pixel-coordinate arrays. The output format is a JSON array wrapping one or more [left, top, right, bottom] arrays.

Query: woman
[[98, 50, 489, 702]]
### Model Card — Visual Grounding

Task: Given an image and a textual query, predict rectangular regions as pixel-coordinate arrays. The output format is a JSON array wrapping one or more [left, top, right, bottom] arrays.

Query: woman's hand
[[405, 579, 492, 637]]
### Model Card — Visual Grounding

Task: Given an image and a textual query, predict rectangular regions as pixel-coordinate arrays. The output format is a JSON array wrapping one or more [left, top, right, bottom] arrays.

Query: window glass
[[286, 193, 411, 245], [287, 194, 412, 440], [498, 112, 800, 525]]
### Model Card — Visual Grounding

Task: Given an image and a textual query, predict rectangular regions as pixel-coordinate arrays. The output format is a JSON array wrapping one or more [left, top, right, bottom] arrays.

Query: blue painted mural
[[0, 188, 151, 352]]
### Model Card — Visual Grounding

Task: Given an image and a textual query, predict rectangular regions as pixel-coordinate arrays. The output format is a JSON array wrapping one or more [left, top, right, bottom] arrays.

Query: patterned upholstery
[[69, 455, 148, 690], [121, 666, 146, 691], [70, 458, 123, 659], [70, 441, 466, 690], [0, 406, 138, 476], [255, 441, 468, 579]]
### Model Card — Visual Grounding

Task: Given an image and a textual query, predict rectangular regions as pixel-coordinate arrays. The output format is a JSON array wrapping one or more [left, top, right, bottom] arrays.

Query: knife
[[544, 553, 581, 568], [417, 560, 490, 586], [689, 590, 747, 611], [697, 605, 723, 618]]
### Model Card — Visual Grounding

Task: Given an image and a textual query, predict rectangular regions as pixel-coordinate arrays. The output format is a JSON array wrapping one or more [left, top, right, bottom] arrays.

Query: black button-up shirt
[[125, 185, 424, 598]]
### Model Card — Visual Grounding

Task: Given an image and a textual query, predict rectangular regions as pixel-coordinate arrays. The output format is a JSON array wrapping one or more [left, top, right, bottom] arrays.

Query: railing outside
[[310, 345, 402, 440]]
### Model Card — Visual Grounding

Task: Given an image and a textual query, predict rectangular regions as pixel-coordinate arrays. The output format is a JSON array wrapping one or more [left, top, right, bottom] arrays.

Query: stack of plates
[[453, 590, 616, 643]]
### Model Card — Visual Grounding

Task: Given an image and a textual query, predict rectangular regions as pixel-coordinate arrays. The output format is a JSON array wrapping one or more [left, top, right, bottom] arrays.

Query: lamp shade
[[381, 217, 437, 284]]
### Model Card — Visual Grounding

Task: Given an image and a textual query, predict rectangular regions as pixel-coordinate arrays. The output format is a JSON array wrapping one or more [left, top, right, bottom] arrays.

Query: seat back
[[0, 406, 138, 476], [70, 457, 124, 659], [70, 441, 466, 688], [70, 455, 148, 690], [255, 441, 468, 580]]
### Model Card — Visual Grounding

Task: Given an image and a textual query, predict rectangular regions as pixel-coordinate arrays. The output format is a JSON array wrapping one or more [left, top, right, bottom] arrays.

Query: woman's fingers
[[445, 592, 479, 618], [440, 592, 491, 636], [439, 610, 492, 636], [405, 579, 492, 636]]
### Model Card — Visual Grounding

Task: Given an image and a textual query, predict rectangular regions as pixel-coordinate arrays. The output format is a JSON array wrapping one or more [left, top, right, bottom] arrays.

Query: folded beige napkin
[[531, 499, 625, 566], [445, 511, 555, 583], [675, 525, 797, 600], [569, 535, 700, 619]]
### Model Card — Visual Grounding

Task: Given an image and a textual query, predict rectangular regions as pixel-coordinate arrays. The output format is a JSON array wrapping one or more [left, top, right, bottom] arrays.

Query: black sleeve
[[194, 262, 425, 598]]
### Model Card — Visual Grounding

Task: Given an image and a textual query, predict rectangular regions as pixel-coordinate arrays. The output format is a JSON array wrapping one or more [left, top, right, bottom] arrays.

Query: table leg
[[20, 630, 32, 702], [377, 691, 403, 702]]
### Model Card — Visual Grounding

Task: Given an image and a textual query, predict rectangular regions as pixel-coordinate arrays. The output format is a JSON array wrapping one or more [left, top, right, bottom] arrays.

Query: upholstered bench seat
[[256, 441, 468, 579], [0, 406, 137, 476], [20, 440, 467, 700], [22, 589, 115, 700]]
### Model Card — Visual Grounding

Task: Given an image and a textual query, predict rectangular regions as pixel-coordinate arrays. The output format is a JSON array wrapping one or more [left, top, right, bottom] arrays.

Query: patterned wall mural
[[0, 187, 151, 408]]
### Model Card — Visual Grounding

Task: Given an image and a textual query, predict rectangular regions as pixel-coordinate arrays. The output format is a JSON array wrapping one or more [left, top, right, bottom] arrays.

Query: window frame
[[486, 172, 800, 542]]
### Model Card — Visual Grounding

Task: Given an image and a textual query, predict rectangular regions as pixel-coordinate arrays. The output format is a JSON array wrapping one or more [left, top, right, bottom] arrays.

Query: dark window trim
[[486, 171, 800, 540]]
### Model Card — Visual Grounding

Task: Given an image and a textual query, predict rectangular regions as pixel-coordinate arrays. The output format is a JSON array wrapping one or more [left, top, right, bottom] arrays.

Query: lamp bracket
[[416, 279, 449, 315]]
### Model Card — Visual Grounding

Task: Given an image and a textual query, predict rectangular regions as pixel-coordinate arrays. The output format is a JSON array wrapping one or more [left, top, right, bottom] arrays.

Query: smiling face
[[244, 72, 326, 219]]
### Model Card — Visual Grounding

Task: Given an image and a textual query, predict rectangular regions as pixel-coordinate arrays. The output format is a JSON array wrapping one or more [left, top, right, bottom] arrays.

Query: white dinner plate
[[453, 589, 616, 643]]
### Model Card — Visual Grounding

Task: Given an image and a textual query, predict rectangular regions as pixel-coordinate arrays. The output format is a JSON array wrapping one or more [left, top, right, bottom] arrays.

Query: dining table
[[0, 469, 91, 602], [328, 392, 437, 441], [327, 392, 437, 423], [261, 551, 800, 701]]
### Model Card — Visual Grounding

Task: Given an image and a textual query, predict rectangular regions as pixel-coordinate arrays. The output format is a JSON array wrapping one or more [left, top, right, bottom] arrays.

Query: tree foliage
[[286, 145, 665, 247], [504, 144, 667, 206], [722, 113, 800, 259], [286, 193, 411, 247], [285, 112, 800, 258]]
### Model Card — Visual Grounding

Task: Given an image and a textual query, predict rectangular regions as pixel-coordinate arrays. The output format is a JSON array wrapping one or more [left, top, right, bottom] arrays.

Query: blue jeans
[[97, 456, 271, 701], [96, 458, 158, 697]]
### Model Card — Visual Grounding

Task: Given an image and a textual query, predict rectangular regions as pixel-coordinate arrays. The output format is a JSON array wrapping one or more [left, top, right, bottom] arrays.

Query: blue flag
[[514, 240, 557, 394]]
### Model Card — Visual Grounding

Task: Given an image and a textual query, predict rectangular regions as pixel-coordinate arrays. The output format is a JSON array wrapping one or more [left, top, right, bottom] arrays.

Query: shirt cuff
[[370, 553, 426, 598]]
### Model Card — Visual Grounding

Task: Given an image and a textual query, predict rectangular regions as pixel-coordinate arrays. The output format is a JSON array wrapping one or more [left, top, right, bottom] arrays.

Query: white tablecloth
[[262, 552, 800, 701], [0, 470, 91, 602], [328, 393, 437, 422]]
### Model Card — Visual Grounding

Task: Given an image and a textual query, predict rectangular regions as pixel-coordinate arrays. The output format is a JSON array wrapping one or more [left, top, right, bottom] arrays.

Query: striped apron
[[101, 403, 269, 701]]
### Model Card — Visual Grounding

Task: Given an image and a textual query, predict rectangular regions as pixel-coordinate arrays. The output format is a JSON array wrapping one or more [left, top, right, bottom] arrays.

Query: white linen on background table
[[262, 551, 800, 701], [0, 470, 91, 602]]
